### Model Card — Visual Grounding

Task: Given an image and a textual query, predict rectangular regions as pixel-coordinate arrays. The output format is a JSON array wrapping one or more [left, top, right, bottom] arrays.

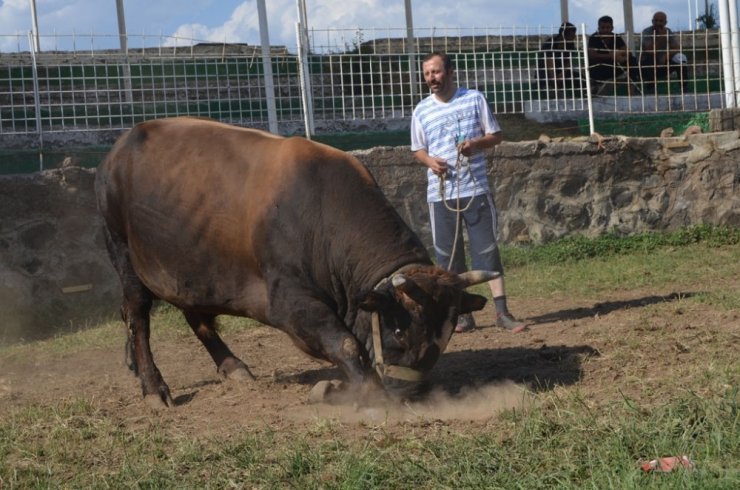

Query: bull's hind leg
[[104, 229, 173, 408], [183, 312, 255, 381]]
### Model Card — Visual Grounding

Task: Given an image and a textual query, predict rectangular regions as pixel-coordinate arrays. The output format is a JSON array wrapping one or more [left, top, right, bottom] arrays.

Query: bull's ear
[[459, 292, 487, 314], [358, 290, 392, 312]]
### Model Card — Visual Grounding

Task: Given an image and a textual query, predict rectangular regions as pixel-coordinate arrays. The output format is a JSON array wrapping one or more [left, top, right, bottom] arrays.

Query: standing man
[[410, 52, 527, 334]]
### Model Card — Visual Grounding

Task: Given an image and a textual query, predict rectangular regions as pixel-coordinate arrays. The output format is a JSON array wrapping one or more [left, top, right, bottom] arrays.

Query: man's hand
[[458, 140, 476, 157], [427, 156, 448, 176], [414, 149, 448, 176]]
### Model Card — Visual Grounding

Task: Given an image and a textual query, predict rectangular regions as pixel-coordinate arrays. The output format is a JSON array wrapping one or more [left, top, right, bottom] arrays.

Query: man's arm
[[459, 132, 503, 157], [589, 36, 629, 64], [413, 149, 448, 176], [642, 28, 656, 52], [668, 32, 681, 58], [589, 39, 618, 63]]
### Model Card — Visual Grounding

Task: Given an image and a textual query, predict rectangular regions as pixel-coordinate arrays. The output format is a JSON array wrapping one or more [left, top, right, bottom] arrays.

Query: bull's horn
[[392, 273, 428, 304], [458, 270, 501, 288], [391, 274, 406, 287]]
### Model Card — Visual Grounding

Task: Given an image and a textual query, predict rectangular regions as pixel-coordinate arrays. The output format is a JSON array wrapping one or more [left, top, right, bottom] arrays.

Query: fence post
[[719, 0, 737, 108], [256, 0, 279, 134], [581, 24, 595, 136], [729, 0, 740, 103], [29, 0, 40, 53], [404, 0, 417, 102], [28, 31, 44, 171], [296, 21, 315, 138], [115, 0, 134, 115]]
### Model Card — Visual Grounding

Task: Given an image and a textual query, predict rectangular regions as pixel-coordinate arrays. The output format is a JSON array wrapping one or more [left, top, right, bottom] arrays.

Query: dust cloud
[[299, 381, 533, 424]]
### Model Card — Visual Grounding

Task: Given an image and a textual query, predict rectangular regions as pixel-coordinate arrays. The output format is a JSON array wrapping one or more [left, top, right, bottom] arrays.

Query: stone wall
[[2, 131, 739, 343], [0, 167, 120, 343], [361, 131, 740, 246]]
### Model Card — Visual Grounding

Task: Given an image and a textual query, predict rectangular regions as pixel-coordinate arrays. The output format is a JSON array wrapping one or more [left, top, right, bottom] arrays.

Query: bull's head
[[358, 267, 498, 399]]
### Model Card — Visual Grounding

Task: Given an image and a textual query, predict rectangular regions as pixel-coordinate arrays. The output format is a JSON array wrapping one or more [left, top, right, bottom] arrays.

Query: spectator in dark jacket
[[588, 15, 641, 93], [538, 22, 583, 97]]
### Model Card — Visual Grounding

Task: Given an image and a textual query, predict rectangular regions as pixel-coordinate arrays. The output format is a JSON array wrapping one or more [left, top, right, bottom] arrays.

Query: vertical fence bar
[[719, 0, 736, 107], [116, 0, 134, 118], [295, 21, 314, 137], [29, 0, 40, 53], [28, 32, 44, 171], [581, 25, 595, 136], [729, 0, 740, 103], [256, 0, 278, 133], [404, 0, 417, 103]]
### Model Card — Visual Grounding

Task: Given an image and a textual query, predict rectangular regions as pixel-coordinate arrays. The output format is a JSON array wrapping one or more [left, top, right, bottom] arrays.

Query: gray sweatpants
[[428, 193, 504, 275]]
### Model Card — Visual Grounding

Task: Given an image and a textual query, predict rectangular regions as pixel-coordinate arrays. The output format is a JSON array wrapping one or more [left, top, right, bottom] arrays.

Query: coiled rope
[[438, 143, 480, 270]]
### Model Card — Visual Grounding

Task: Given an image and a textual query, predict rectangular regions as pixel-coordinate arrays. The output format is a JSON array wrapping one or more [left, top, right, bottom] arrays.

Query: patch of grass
[[493, 225, 740, 304], [0, 319, 122, 362], [503, 224, 740, 267], [579, 111, 714, 138], [1, 384, 737, 487], [506, 242, 739, 301]]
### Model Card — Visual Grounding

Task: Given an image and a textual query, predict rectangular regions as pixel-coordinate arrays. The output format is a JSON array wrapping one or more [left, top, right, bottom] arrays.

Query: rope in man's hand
[[438, 142, 480, 271], [438, 142, 476, 212]]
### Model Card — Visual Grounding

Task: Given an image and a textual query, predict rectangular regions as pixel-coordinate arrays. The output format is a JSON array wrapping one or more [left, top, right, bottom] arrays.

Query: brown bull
[[95, 117, 496, 407]]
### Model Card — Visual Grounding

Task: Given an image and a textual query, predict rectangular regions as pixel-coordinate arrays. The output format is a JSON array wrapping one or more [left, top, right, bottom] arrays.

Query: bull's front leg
[[269, 293, 377, 397], [183, 311, 255, 381]]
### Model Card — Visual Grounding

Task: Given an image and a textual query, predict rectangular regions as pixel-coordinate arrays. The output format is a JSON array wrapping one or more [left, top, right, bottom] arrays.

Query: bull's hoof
[[218, 358, 255, 381], [144, 389, 173, 410], [227, 366, 255, 382], [307, 380, 345, 404]]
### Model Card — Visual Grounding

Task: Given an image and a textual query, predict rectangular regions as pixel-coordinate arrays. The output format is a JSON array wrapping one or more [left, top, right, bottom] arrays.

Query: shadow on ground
[[525, 292, 698, 325], [281, 344, 598, 399], [279, 293, 698, 399], [432, 344, 599, 395]]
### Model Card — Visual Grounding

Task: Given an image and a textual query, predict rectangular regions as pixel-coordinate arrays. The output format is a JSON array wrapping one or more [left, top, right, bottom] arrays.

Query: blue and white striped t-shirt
[[410, 87, 501, 203]]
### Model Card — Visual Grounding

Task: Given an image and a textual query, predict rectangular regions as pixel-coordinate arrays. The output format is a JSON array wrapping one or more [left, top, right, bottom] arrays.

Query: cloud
[[0, 0, 33, 51], [0, 0, 29, 32], [165, 1, 260, 46]]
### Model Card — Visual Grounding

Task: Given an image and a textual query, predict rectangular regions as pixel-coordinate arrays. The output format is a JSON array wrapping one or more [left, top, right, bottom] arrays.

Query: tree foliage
[[697, 0, 717, 29]]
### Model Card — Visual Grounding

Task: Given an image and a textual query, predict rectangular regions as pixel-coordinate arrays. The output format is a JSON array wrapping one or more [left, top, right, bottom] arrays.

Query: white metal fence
[[0, 26, 730, 141]]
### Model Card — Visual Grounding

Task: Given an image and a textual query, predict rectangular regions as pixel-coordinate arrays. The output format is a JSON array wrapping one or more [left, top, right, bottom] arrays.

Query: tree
[[697, 0, 717, 30]]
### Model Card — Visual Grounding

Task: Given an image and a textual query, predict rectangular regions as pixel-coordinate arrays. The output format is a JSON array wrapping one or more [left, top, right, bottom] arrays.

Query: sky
[[0, 0, 729, 53]]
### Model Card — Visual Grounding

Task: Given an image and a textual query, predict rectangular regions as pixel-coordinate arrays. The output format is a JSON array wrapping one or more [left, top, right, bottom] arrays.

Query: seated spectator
[[588, 15, 641, 94], [538, 22, 583, 97], [640, 11, 690, 89]]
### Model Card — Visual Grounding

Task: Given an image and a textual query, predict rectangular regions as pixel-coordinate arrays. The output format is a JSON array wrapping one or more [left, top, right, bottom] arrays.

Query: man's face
[[652, 14, 667, 31], [598, 21, 614, 36], [422, 56, 452, 95]]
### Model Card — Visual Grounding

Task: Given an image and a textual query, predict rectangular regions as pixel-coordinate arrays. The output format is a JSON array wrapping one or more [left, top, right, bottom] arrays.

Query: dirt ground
[[1, 282, 738, 437]]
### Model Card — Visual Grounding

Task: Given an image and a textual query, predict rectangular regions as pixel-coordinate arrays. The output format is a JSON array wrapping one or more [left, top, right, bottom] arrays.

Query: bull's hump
[[142, 116, 282, 143], [280, 137, 377, 187], [120, 117, 376, 193]]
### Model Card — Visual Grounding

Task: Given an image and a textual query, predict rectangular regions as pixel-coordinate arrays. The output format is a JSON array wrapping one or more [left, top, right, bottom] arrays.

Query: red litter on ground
[[640, 455, 694, 473]]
